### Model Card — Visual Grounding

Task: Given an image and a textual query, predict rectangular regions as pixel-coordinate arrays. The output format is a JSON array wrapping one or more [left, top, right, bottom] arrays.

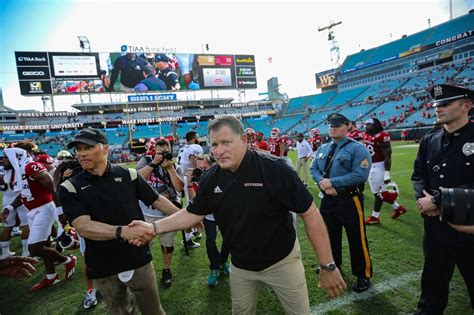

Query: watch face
[[322, 263, 336, 272]]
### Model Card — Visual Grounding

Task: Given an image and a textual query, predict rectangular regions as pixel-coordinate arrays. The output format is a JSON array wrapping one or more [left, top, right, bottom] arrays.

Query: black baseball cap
[[327, 113, 350, 127], [67, 128, 108, 149], [154, 54, 170, 63], [429, 84, 474, 107]]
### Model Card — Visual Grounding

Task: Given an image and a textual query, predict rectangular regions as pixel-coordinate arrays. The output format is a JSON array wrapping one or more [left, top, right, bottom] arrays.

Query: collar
[[84, 162, 112, 181], [332, 137, 350, 147]]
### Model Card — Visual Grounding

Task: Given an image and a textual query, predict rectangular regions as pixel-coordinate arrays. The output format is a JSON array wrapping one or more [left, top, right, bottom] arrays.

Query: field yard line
[[311, 270, 422, 314]]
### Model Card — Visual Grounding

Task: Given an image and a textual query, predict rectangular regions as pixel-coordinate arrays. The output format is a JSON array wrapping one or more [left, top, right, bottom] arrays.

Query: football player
[[363, 118, 407, 224], [268, 127, 284, 158], [308, 128, 323, 154], [253, 131, 269, 152], [280, 133, 293, 168], [3, 145, 76, 291], [347, 121, 363, 141]]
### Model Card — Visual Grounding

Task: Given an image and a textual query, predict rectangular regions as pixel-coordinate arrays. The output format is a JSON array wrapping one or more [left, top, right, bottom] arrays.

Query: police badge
[[462, 142, 474, 156]]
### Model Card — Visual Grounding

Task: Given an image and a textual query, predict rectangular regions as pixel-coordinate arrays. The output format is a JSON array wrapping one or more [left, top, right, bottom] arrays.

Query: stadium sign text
[[127, 94, 177, 103], [436, 30, 473, 47], [0, 123, 83, 131]]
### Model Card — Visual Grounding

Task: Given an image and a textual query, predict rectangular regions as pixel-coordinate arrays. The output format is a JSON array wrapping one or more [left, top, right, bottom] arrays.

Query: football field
[[0, 142, 471, 314]]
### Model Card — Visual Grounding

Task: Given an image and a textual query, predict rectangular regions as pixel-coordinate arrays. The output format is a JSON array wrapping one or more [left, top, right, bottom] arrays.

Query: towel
[[4, 148, 33, 199]]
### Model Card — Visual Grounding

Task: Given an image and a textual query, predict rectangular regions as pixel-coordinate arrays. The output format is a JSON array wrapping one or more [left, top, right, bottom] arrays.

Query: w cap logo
[[114, 177, 122, 182], [433, 85, 443, 98]]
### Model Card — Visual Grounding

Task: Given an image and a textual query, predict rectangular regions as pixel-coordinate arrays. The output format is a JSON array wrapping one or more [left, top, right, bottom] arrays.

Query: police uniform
[[411, 84, 474, 314], [310, 113, 373, 291]]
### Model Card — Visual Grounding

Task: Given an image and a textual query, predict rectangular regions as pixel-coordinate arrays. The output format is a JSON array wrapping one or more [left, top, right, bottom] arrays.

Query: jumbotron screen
[[15, 51, 257, 96]]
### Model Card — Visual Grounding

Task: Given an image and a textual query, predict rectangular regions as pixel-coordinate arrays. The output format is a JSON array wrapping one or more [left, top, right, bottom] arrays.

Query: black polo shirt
[[59, 163, 159, 279], [187, 150, 313, 271]]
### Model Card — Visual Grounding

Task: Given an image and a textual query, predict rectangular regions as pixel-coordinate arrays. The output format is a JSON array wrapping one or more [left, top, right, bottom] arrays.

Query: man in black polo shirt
[[129, 116, 346, 314], [59, 128, 181, 315]]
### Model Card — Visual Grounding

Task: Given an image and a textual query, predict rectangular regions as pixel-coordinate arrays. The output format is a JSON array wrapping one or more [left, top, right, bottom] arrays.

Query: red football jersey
[[268, 137, 284, 157], [363, 131, 391, 163], [309, 136, 323, 151], [253, 139, 269, 151], [22, 161, 53, 210], [347, 130, 363, 141]]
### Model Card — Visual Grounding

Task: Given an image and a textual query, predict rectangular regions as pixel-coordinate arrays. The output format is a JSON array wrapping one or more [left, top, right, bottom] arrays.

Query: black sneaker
[[182, 239, 200, 249], [161, 269, 173, 288], [352, 277, 370, 293]]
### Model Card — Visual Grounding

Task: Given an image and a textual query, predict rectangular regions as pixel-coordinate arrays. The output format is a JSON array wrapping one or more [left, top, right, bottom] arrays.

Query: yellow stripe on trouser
[[353, 195, 371, 278]]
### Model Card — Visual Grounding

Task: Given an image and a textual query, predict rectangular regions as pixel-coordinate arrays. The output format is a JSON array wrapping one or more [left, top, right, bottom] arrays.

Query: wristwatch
[[320, 262, 337, 272], [115, 226, 122, 239]]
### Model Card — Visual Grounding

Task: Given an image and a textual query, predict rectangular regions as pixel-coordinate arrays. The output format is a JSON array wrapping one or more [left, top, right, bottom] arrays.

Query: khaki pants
[[230, 239, 310, 315], [94, 261, 165, 315], [296, 158, 310, 184]]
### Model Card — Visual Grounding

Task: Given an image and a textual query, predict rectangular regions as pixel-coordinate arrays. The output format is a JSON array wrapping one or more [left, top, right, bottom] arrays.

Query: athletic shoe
[[192, 231, 203, 240], [391, 205, 407, 219], [11, 227, 21, 237], [30, 275, 60, 291], [182, 239, 200, 249], [220, 262, 230, 275], [364, 216, 380, 225], [352, 277, 371, 293], [161, 269, 173, 288], [0, 250, 16, 259], [64, 255, 77, 280], [83, 289, 98, 309], [208, 270, 220, 287]]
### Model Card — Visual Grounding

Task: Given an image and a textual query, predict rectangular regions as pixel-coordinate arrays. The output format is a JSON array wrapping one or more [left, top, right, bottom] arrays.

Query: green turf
[[0, 143, 471, 314]]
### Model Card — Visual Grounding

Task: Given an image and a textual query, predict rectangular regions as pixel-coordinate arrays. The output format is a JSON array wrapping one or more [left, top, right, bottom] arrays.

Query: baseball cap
[[67, 128, 108, 149], [327, 113, 350, 127], [154, 54, 170, 63], [34, 154, 54, 164], [429, 84, 474, 107]]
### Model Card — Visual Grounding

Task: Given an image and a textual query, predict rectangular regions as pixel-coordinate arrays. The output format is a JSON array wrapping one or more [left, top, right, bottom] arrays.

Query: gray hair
[[208, 116, 244, 136]]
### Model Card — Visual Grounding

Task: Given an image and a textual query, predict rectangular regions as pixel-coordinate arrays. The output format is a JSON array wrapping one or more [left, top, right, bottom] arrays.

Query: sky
[[0, 0, 473, 112]]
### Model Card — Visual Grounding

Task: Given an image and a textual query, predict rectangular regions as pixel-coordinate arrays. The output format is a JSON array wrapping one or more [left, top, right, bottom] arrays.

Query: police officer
[[311, 113, 373, 293], [155, 54, 180, 91], [412, 84, 474, 314]]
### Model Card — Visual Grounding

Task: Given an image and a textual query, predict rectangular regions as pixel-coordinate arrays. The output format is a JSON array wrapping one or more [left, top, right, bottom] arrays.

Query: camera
[[191, 168, 203, 182], [440, 188, 474, 225], [57, 157, 83, 185], [162, 151, 173, 161]]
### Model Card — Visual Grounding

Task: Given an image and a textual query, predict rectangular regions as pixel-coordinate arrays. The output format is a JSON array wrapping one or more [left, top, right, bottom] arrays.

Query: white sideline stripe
[[311, 270, 422, 314]]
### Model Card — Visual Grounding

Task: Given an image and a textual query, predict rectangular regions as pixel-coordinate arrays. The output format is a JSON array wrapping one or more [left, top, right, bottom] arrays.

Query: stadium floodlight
[[78, 36, 91, 52], [318, 21, 342, 67]]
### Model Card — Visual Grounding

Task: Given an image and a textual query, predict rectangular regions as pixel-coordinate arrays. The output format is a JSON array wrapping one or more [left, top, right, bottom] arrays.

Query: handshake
[[122, 220, 157, 246]]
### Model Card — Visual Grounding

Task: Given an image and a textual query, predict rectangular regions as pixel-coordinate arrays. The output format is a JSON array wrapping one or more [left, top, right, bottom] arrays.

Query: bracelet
[[4, 205, 14, 212], [115, 226, 122, 239], [148, 162, 158, 169], [152, 222, 158, 235]]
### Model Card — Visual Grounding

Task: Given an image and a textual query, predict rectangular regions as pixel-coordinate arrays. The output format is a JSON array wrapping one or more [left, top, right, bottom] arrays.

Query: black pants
[[416, 239, 474, 314], [320, 194, 372, 278], [203, 218, 230, 270]]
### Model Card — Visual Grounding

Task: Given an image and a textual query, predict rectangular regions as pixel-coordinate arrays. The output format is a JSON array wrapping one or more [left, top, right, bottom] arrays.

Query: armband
[[4, 205, 14, 212]]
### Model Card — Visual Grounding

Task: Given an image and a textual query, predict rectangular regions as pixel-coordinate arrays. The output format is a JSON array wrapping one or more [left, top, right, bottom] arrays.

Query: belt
[[335, 186, 363, 197]]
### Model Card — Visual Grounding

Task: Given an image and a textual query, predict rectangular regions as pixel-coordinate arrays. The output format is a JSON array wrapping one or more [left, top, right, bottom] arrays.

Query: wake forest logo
[[29, 82, 43, 93]]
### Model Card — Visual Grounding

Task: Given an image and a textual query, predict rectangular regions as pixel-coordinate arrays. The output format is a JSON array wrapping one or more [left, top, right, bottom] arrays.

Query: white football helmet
[[59, 227, 80, 250], [57, 150, 72, 160], [270, 127, 280, 138], [310, 128, 320, 137]]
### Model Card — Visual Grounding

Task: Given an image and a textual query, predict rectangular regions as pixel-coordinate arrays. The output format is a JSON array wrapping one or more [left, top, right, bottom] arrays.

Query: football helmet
[[58, 227, 80, 250], [310, 128, 320, 137], [270, 127, 280, 138], [244, 128, 256, 136], [378, 181, 399, 203]]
